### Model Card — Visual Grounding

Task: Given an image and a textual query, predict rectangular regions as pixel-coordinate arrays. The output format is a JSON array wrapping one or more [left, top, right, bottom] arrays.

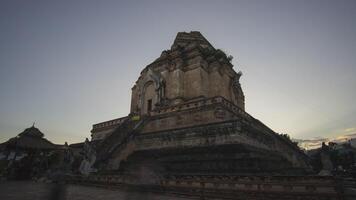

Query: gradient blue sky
[[1, 0, 355, 146]]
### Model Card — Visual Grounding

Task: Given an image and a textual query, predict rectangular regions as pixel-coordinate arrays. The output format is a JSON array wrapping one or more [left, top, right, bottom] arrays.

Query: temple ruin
[[90, 31, 310, 179]]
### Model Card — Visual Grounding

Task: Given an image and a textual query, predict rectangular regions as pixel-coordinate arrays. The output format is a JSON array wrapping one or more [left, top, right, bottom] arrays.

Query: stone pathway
[[0, 181, 190, 200]]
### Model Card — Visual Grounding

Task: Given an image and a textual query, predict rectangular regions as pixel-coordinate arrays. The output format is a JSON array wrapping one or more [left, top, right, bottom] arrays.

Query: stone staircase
[[95, 117, 147, 169]]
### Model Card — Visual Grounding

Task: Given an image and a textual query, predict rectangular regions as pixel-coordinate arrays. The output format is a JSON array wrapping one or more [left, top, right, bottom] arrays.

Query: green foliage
[[280, 133, 292, 142], [216, 49, 233, 63], [227, 55, 233, 62], [279, 133, 300, 148]]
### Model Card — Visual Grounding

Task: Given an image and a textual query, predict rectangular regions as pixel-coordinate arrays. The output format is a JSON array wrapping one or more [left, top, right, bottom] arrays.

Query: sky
[[0, 0, 355, 147]]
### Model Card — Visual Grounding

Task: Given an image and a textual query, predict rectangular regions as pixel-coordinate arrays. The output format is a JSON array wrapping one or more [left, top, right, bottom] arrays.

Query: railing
[[65, 174, 354, 199], [95, 118, 131, 161], [95, 117, 147, 165], [151, 96, 252, 120], [92, 116, 128, 130], [107, 118, 146, 156]]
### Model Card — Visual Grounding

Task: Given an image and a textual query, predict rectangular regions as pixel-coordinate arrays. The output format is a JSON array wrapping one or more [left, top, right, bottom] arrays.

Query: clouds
[[294, 137, 329, 150], [295, 128, 356, 150]]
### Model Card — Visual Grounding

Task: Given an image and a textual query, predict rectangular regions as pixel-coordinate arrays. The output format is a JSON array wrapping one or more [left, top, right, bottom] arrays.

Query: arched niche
[[133, 68, 165, 116], [142, 81, 156, 115]]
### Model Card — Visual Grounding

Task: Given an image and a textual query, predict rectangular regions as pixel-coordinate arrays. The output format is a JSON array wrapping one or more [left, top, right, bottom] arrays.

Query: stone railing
[[218, 97, 253, 120], [162, 175, 343, 196], [66, 174, 355, 199], [151, 96, 251, 119], [92, 116, 128, 132], [95, 117, 147, 168]]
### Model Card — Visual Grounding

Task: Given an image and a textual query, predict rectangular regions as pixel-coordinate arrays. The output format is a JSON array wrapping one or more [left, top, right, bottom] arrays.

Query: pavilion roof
[[2, 125, 57, 150]]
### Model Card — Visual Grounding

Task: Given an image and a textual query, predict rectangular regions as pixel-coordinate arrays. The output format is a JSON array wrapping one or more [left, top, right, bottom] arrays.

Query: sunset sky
[[1, 0, 355, 147]]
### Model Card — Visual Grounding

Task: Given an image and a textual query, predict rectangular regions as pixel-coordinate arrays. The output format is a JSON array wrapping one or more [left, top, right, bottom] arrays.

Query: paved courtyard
[[0, 181, 190, 200]]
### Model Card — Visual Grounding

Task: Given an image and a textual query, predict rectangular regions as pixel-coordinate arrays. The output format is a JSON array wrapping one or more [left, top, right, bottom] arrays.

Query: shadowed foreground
[[0, 181, 189, 200]]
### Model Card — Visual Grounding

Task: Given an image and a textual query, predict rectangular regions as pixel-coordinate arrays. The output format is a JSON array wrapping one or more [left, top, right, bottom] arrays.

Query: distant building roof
[[2, 125, 57, 150], [18, 125, 44, 138]]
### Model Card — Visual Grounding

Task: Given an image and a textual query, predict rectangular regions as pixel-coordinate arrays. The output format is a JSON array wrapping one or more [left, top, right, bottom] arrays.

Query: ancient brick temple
[[91, 31, 310, 180]]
